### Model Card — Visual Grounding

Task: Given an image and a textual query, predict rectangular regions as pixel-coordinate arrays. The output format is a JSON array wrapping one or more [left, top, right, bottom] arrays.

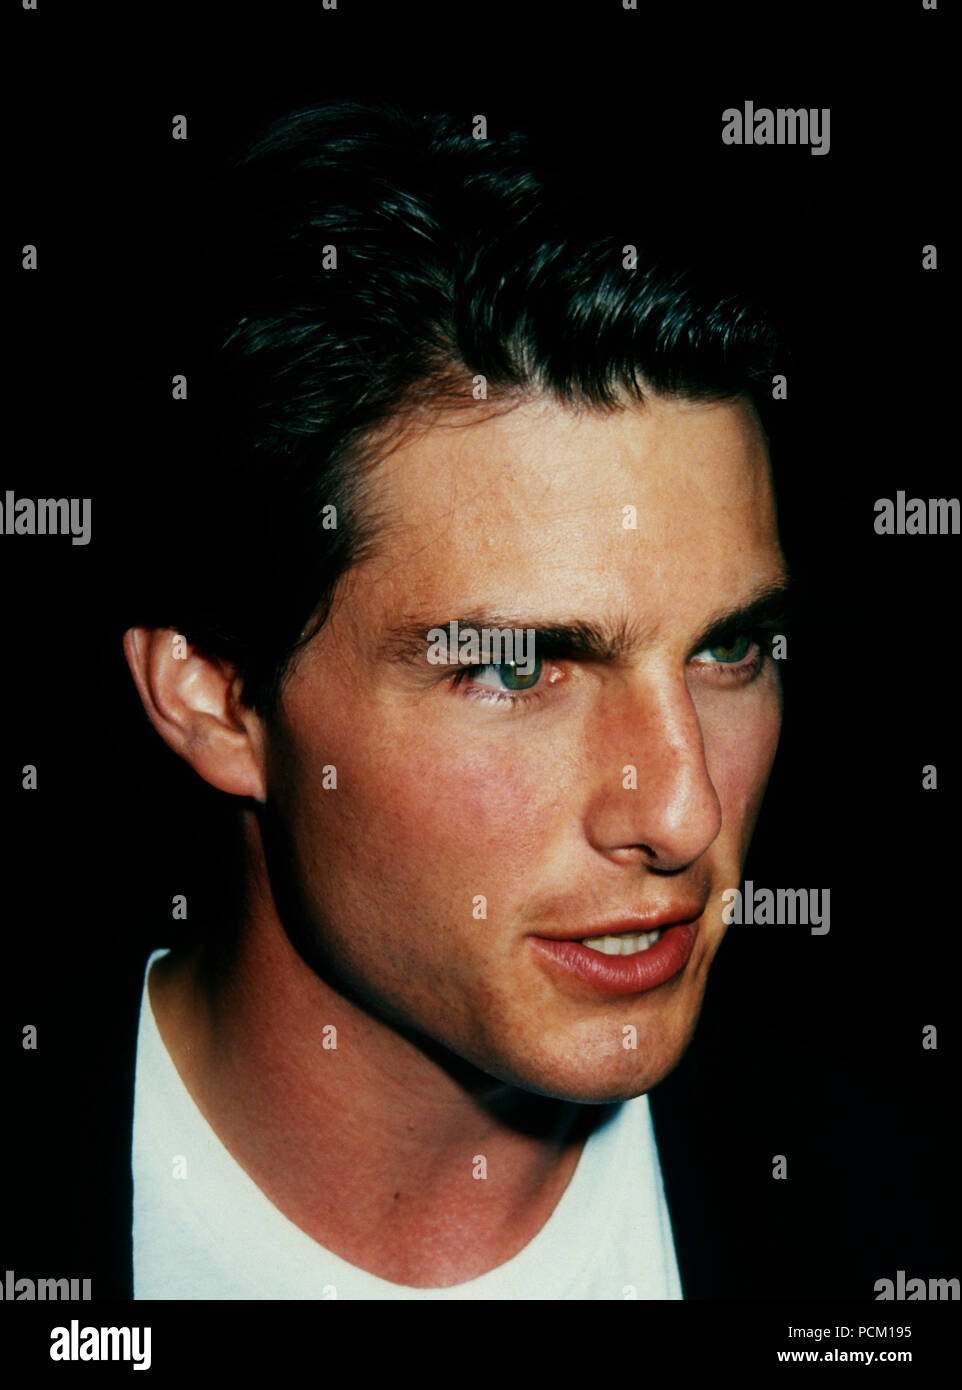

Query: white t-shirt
[[132, 950, 683, 1300]]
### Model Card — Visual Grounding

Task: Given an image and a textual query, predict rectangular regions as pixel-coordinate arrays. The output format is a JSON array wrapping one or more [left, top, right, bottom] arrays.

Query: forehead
[[355, 393, 783, 625]]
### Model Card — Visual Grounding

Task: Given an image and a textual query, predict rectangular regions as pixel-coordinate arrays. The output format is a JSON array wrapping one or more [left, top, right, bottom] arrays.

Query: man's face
[[259, 393, 786, 1102]]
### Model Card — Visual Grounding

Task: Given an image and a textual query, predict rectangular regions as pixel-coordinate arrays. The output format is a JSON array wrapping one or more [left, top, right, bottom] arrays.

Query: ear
[[123, 627, 267, 802]]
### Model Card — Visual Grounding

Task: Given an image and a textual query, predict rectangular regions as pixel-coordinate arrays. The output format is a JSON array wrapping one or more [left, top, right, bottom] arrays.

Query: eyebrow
[[382, 576, 793, 667]]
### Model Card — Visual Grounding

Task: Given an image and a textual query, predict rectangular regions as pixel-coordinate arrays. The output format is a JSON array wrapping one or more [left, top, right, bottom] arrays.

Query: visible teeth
[[580, 930, 662, 956]]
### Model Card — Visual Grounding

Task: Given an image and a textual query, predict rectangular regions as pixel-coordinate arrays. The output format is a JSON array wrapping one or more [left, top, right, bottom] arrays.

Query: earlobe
[[123, 627, 267, 802]]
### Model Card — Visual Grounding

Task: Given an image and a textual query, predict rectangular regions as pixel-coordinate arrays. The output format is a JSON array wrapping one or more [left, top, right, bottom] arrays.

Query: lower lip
[[530, 923, 697, 997]]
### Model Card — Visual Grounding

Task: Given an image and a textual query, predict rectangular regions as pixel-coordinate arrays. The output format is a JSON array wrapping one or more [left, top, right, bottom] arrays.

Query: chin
[[479, 1034, 693, 1106], [523, 1061, 683, 1106]]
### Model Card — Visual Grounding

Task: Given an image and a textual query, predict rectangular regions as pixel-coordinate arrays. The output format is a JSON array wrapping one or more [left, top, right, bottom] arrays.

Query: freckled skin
[[261, 392, 786, 1103]]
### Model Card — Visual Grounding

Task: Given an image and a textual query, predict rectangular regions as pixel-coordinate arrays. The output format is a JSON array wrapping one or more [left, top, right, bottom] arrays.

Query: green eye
[[703, 635, 753, 663], [473, 658, 543, 690]]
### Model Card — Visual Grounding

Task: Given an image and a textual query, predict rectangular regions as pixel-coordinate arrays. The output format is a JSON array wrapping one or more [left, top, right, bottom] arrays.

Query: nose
[[583, 670, 723, 872]]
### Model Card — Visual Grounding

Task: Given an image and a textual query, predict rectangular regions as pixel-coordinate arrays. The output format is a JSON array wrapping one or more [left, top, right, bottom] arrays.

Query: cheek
[[372, 734, 571, 906], [273, 701, 566, 908], [702, 687, 782, 850]]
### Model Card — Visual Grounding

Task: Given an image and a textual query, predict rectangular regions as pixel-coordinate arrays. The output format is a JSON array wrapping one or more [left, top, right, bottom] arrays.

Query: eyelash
[[450, 665, 558, 712], [689, 637, 765, 683], [450, 632, 771, 710]]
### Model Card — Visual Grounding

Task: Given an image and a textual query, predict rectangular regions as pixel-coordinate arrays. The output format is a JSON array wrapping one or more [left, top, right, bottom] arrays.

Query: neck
[[148, 809, 598, 1288]]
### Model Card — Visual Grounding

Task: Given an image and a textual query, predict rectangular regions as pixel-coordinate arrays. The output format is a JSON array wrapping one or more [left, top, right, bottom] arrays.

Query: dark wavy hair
[[135, 101, 782, 712]]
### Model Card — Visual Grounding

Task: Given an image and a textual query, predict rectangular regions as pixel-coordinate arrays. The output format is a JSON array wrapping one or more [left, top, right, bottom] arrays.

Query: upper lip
[[534, 906, 706, 941]]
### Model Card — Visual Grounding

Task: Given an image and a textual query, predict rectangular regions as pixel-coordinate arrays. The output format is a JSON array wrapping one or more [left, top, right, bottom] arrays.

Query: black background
[[4, 0, 957, 1359]]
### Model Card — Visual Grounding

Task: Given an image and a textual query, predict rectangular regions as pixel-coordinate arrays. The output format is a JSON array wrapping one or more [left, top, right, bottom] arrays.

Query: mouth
[[530, 910, 703, 997], [576, 928, 663, 956]]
